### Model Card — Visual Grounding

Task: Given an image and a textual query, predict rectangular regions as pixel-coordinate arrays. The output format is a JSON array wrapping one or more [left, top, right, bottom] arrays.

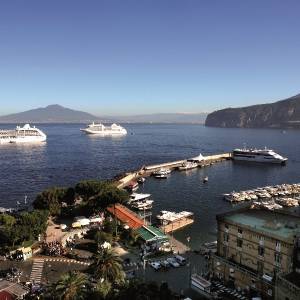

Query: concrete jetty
[[168, 234, 190, 254], [117, 152, 231, 188]]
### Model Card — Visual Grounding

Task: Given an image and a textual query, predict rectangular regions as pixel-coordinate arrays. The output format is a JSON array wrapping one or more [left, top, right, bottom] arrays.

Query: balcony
[[212, 254, 275, 288], [212, 253, 258, 278]]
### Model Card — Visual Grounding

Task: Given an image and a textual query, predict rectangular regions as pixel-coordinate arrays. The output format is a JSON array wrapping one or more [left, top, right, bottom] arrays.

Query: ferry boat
[[156, 210, 194, 227], [80, 122, 127, 135], [0, 124, 47, 144], [129, 193, 151, 203], [232, 147, 287, 164], [128, 193, 154, 211], [130, 200, 153, 210], [178, 161, 198, 171]]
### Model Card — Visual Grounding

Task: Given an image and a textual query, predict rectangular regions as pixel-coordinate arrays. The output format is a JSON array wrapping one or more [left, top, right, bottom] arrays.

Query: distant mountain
[[205, 94, 300, 128], [113, 113, 207, 124], [0, 105, 207, 124], [0, 104, 98, 123]]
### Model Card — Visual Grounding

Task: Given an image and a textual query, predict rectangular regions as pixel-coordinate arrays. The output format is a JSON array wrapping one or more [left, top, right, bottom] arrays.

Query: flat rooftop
[[220, 209, 300, 241]]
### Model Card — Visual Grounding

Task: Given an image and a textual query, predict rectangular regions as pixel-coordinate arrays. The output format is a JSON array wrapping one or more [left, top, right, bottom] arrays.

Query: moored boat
[[125, 181, 139, 192], [178, 161, 198, 171], [137, 177, 146, 184], [80, 122, 127, 135], [232, 147, 287, 164], [0, 124, 47, 144], [152, 168, 171, 175]]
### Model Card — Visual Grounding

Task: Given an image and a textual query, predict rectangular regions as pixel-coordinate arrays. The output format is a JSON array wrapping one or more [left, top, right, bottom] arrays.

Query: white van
[[175, 255, 186, 265]]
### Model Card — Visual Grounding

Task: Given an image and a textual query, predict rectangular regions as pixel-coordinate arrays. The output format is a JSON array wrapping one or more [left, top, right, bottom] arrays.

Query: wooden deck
[[159, 217, 194, 233]]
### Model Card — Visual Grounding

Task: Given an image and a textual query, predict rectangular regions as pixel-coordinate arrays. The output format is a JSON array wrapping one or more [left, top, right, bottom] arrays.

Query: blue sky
[[0, 0, 300, 115]]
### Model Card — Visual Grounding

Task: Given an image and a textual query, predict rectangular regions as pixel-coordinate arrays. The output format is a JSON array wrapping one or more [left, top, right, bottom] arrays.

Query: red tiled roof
[[0, 291, 15, 300], [107, 204, 144, 229]]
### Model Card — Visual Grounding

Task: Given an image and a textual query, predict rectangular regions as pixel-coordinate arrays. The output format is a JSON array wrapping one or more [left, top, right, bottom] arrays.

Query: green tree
[[94, 231, 113, 245], [51, 271, 87, 300], [75, 180, 106, 200], [33, 187, 74, 215], [94, 187, 129, 209], [75, 180, 129, 210], [94, 280, 112, 299], [90, 248, 125, 285], [0, 214, 16, 227], [0, 210, 48, 248]]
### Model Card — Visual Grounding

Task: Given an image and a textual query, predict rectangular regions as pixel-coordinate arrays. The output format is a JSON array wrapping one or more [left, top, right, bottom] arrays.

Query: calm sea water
[[1, 124, 300, 248]]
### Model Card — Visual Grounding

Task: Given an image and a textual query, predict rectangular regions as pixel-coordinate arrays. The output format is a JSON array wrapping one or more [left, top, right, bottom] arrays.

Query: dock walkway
[[168, 235, 190, 254], [117, 152, 231, 188]]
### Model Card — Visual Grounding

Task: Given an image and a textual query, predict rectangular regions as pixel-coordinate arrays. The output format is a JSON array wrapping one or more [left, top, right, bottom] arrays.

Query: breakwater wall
[[117, 152, 231, 189]]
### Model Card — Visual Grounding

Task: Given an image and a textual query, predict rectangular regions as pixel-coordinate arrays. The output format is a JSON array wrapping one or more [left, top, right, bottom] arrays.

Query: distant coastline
[[205, 93, 300, 129], [0, 104, 207, 124]]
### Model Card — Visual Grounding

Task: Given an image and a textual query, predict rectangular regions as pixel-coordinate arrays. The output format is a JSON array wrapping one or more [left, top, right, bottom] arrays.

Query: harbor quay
[[117, 152, 231, 189]]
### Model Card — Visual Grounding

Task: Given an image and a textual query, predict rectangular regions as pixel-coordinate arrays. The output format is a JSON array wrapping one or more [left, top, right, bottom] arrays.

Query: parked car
[[150, 261, 161, 271], [175, 255, 187, 265], [160, 260, 170, 269], [166, 257, 180, 268]]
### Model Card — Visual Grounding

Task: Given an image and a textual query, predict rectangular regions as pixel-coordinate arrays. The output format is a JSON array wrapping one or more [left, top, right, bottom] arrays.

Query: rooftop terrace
[[219, 208, 300, 241]]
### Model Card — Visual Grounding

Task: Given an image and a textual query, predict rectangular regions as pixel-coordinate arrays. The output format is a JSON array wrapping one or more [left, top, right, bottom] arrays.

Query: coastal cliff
[[205, 94, 300, 128]]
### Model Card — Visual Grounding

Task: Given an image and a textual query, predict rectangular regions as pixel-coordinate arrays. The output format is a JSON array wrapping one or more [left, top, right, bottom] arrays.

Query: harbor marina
[[223, 183, 300, 209]]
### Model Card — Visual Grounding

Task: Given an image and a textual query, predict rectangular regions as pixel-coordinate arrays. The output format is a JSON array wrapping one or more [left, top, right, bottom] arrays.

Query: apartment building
[[211, 207, 300, 299]]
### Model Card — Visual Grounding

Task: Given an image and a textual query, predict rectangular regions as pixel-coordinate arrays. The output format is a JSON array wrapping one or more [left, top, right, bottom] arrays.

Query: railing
[[277, 273, 300, 293], [212, 254, 275, 288], [212, 254, 258, 278]]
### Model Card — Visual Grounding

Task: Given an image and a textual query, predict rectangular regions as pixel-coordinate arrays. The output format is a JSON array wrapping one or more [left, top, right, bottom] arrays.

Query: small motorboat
[[152, 168, 171, 176], [203, 176, 208, 183], [137, 177, 146, 184], [154, 174, 168, 179], [125, 181, 139, 192]]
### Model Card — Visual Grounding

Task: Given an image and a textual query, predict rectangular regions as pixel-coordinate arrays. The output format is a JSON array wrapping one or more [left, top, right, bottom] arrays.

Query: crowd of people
[[42, 241, 64, 256]]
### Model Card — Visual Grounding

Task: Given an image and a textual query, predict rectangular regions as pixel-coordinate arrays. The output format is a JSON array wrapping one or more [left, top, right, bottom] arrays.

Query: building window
[[237, 239, 243, 248], [258, 246, 264, 256], [275, 252, 281, 264], [223, 246, 228, 257], [257, 261, 264, 274], [276, 240, 281, 251], [224, 233, 229, 242], [259, 236, 264, 246]]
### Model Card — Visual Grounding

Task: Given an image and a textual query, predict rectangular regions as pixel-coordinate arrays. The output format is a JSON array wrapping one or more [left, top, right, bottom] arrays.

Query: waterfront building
[[275, 235, 300, 300], [210, 207, 300, 299], [106, 204, 145, 229]]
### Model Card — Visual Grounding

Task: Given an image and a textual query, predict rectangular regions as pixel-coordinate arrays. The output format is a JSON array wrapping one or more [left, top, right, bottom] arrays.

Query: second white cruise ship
[[232, 147, 287, 164], [0, 124, 47, 144], [80, 122, 127, 135]]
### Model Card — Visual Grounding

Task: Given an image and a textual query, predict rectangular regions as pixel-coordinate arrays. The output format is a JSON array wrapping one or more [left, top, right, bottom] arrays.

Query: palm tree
[[91, 248, 125, 284], [51, 271, 87, 300]]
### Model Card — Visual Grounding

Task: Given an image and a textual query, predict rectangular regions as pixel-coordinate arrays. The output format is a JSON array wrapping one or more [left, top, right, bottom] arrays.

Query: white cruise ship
[[0, 124, 47, 144], [232, 147, 287, 164], [80, 122, 127, 135]]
